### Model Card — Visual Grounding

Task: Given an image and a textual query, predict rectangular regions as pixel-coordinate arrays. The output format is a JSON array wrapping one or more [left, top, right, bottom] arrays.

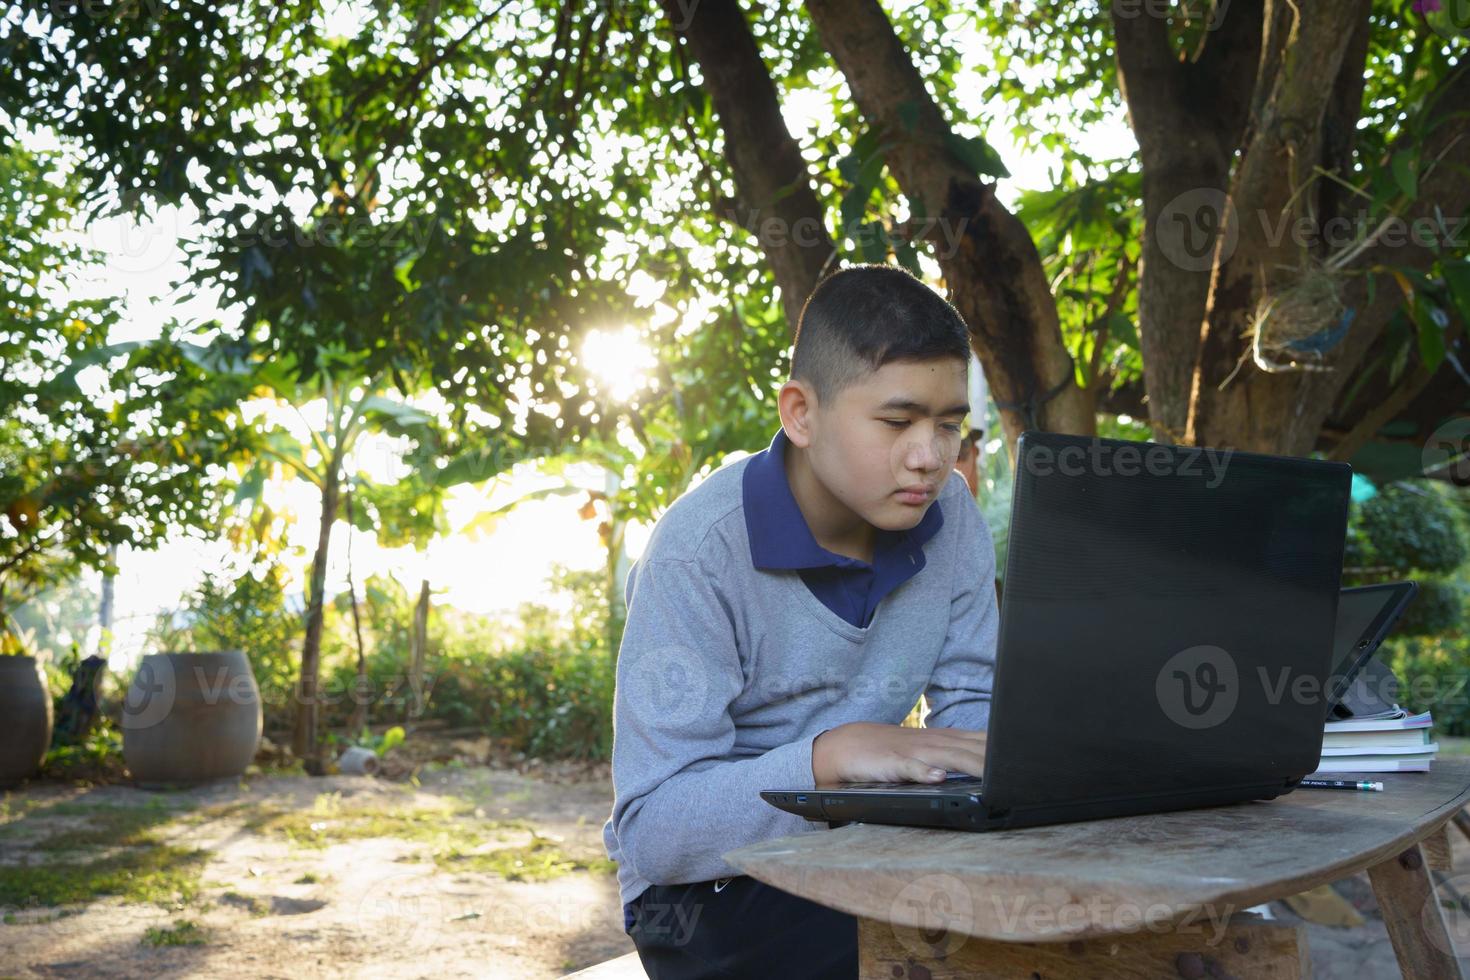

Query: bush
[[1381, 634, 1470, 736], [1353, 483, 1467, 575], [425, 647, 613, 761], [1396, 579, 1468, 637]]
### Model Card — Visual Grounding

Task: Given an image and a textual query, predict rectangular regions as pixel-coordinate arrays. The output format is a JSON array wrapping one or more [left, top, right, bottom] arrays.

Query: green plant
[[1351, 483, 1468, 575], [1381, 633, 1470, 737], [326, 724, 405, 759]]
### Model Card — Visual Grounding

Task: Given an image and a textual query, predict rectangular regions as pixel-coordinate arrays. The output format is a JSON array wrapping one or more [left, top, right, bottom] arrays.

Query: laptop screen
[[1327, 583, 1415, 694]]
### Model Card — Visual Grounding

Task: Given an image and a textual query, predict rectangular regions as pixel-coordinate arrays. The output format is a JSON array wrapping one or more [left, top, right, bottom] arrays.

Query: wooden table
[[726, 759, 1470, 978]]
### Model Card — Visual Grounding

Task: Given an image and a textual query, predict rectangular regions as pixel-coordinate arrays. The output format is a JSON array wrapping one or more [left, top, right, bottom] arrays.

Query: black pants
[[627, 874, 858, 979]]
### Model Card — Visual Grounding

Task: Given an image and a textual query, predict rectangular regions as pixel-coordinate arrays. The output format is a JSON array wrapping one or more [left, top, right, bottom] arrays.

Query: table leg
[[1366, 841, 1467, 979], [1454, 808, 1470, 843], [857, 911, 1307, 979], [1426, 824, 1455, 871]]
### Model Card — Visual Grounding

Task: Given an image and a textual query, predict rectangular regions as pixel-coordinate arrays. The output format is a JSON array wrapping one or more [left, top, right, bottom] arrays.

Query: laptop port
[[796, 795, 807, 804]]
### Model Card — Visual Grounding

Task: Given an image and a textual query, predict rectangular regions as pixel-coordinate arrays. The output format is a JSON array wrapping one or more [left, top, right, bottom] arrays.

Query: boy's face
[[786, 356, 969, 533]]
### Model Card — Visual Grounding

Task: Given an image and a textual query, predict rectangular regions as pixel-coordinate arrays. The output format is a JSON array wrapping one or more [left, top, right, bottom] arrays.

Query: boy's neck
[[783, 439, 877, 564]]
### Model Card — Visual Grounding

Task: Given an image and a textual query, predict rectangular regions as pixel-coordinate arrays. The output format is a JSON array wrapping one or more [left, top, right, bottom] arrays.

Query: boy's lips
[[895, 485, 935, 505]]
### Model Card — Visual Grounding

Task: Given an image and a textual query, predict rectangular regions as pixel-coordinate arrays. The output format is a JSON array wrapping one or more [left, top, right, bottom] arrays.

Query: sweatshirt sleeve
[[607, 556, 820, 887], [924, 490, 999, 732]]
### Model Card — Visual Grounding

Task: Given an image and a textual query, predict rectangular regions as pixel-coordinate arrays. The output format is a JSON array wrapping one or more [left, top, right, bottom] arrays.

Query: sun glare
[[581, 327, 656, 402]]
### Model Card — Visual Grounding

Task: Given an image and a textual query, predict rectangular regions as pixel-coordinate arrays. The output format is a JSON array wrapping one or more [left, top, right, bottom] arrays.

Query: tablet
[[1326, 581, 1418, 713]]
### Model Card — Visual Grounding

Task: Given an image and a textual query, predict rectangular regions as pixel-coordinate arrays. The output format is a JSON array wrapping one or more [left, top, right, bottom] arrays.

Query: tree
[[7, 0, 1462, 473], [0, 144, 253, 650], [227, 342, 443, 768]]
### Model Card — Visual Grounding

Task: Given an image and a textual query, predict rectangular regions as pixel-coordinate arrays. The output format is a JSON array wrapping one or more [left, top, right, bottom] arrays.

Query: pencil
[[1299, 778, 1384, 791]]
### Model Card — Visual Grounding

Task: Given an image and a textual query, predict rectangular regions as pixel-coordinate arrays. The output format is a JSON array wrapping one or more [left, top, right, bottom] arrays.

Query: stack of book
[[1309, 707, 1438, 774]]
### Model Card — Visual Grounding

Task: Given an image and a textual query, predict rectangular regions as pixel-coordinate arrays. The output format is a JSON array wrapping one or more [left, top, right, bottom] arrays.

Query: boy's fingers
[[899, 757, 947, 782], [910, 746, 987, 778]]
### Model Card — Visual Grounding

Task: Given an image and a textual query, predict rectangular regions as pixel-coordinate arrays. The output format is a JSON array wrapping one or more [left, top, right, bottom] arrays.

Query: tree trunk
[[1187, 0, 1470, 454], [98, 542, 118, 657], [293, 465, 340, 771], [345, 489, 368, 737], [1111, 0, 1262, 441], [1186, 0, 1371, 451], [660, 0, 836, 333], [802, 0, 1095, 456], [409, 578, 429, 718]]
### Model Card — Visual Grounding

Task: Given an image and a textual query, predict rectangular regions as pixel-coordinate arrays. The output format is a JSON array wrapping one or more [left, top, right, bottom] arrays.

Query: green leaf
[[232, 464, 266, 505], [1411, 299, 1447, 373], [1441, 258, 1470, 324], [1390, 151, 1418, 199], [1108, 312, 1140, 351], [943, 133, 1010, 179], [896, 101, 921, 134]]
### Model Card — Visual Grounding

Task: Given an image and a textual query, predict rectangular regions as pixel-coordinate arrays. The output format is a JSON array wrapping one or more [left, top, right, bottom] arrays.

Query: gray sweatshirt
[[602, 457, 999, 907]]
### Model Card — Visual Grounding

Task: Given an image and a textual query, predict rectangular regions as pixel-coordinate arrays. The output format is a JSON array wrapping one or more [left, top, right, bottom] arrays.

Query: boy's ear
[[778, 379, 818, 449]]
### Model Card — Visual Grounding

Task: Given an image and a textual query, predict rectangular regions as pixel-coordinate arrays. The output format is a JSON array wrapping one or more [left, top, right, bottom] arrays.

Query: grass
[[239, 791, 529, 850], [141, 919, 208, 947], [238, 791, 612, 883], [0, 843, 210, 908], [433, 835, 617, 882], [0, 798, 206, 909]]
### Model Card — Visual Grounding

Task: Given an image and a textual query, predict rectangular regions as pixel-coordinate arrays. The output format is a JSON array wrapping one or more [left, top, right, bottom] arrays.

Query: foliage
[[141, 536, 302, 734], [1381, 632, 1470, 736], [0, 144, 254, 652], [1352, 482, 1468, 575], [327, 723, 405, 759], [408, 623, 615, 762]]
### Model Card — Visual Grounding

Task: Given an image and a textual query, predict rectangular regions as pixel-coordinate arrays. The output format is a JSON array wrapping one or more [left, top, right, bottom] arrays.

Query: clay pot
[[0, 656, 53, 787], [122, 651, 262, 788]]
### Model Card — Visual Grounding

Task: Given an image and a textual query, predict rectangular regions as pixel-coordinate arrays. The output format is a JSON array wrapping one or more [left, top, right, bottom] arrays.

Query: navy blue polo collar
[[742, 427, 944, 572]]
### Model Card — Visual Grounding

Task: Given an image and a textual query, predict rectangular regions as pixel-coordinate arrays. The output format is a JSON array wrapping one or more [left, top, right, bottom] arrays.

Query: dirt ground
[[4, 731, 1470, 979], [0, 739, 631, 980]]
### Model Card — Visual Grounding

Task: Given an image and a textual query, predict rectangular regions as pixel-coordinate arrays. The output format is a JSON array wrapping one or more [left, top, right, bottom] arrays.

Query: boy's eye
[[942, 422, 963, 433], [881, 419, 908, 428]]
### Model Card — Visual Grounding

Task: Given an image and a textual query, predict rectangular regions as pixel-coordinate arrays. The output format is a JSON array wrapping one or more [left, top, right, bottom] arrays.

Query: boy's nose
[[904, 433, 944, 472]]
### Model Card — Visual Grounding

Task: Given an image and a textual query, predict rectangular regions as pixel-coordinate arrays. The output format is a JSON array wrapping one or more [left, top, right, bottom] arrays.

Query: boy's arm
[[924, 486, 999, 733], [607, 556, 818, 887]]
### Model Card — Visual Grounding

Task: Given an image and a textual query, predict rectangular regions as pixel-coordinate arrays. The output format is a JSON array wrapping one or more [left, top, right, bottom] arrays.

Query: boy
[[604, 264, 999, 978]]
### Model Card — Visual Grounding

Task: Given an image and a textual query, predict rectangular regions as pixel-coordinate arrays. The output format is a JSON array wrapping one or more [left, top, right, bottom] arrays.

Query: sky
[[29, 5, 1137, 669]]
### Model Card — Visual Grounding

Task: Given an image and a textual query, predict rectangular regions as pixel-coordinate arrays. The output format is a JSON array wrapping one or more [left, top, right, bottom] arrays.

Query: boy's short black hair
[[790, 263, 971, 405]]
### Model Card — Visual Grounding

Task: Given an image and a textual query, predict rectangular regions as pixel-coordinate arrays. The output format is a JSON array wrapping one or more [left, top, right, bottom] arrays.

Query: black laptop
[[762, 431, 1358, 832]]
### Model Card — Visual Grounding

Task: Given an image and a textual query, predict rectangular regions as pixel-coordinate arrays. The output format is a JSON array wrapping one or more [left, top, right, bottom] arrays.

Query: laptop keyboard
[[836, 774, 984, 792]]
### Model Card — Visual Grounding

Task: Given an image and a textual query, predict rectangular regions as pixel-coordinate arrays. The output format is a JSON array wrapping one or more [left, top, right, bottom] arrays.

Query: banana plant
[[226, 342, 440, 772]]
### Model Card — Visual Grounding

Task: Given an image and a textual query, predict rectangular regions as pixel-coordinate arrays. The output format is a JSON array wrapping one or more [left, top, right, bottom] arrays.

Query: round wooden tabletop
[[725, 758, 1470, 942]]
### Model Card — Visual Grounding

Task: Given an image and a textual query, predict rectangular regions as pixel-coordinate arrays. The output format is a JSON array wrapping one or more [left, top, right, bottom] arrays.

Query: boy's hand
[[811, 723, 987, 785]]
